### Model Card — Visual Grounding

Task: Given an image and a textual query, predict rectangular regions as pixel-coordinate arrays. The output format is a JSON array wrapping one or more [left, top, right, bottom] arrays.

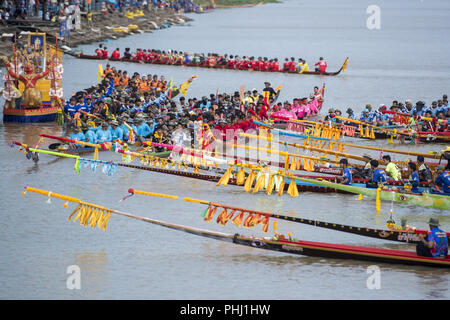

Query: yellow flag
[[97, 64, 103, 84], [342, 58, 349, 72]]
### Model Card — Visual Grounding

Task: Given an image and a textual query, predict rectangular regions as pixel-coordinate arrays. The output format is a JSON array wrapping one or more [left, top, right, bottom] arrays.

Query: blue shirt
[[137, 122, 152, 137], [342, 167, 352, 185], [110, 126, 124, 141], [373, 168, 387, 184], [435, 171, 450, 193], [96, 129, 112, 142], [85, 129, 97, 144], [409, 171, 420, 193], [69, 132, 86, 147], [64, 103, 79, 116], [428, 227, 448, 258]]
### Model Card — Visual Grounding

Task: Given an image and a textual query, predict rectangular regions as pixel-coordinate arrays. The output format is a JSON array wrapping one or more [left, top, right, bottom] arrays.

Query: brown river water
[[0, 0, 449, 299]]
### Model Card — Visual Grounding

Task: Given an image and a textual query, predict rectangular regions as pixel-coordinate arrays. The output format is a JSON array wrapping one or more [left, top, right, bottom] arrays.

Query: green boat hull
[[295, 177, 450, 211]]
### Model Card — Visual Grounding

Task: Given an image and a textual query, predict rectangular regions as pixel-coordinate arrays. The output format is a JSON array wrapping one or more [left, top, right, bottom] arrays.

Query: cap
[[428, 217, 440, 227]]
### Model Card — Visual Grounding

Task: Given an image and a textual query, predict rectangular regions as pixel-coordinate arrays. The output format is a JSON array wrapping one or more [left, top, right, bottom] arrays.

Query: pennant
[[232, 211, 245, 227], [243, 213, 255, 228], [216, 209, 236, 226], [204, 206, 217, 222], [97, 64, 103, 84], [216, 166, 233, 186], [290, 157, 297, 171], [261, 215, 270, 233]]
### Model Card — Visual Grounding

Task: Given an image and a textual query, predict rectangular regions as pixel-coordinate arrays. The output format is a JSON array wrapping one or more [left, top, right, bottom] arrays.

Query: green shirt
[[385, 162, 401, 180]]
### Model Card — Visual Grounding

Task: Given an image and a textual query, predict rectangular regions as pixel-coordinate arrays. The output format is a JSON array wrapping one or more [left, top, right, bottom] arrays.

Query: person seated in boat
[[285, 57, 294, 73], [373, 105, 390, 127], [324, 108, 335, 121], [69, 125, 86, 148], [382, 155, 401, 181], [405, 162, 420, 193], [282, 58, 290, 71], [433, 165, 450, 194], [346, 108, 357, 121], [371, 160, 387, 185], [436, 111, 448, 132], [297, 59, 309, 74], [314, 57, 327, 73], [64, 98, 79, 117], [109, 119, 124, 142], [416, 217, 448, 258], [420, 111, 436, 132], [84, 122, 98, 144], [111, 48, 120, 60], [96, 122, 113, 143], [101, 47, 109, 59], [417, 155, 433, 183], [334, 110, 344, 123], [271, 58, 280, 71], [339, 158, 352, 185], [123, 48, 132, 60], [95, 44, 104, 58]]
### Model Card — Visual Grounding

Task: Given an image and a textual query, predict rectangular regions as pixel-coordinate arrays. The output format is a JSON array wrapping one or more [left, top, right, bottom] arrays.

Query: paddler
[[416, 217, 448, 258], [406, 162, 420, 193], [84, 122, 98, 144], [433, 165, 450, 194], [339, 158, 352, 185], [314, 57, 327, 72], [440, 146, 450, 170], [96, 122, 113, 143], [417, 155, 432, 183], [109, 119, 124, 142], [69, 125, 86, 148], [382, 155, 401, 181], [297, 59, 309, 73], [370, 160, 387, 185]]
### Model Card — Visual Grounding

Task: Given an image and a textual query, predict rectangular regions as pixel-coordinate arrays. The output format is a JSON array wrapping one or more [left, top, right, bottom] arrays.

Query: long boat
[[22, 186, 450, 268], [66, 51, 348, 76], [293, 176, 450, 211]]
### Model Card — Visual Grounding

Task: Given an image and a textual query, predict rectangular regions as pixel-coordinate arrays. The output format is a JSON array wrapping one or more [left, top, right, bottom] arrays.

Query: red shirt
[[288, 61, 296, 72], [250, 60, 258, 70], [283, 62, 289, 71], [228, 59, 236, 69], [111, 50, 120, 59], [95, 48, 103, 58], [271, 61, 279, 71], [101, 49, 108, 59], [315, 60, 327, 72]]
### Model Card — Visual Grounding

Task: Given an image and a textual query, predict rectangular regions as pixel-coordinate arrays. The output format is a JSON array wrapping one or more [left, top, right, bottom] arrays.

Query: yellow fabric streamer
[[290, 157, 297, 171], [266, 174, 275, 195], [236, 167, 246, 185], [216, 166, 233, 186], [287, 178, 299, 197], [252, 173, 266, 194], [278, 179, 285, 196], [244, 170, 256, 193]]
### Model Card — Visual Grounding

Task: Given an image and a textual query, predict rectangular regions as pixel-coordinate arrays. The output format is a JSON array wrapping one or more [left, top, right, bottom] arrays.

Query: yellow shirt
[[298, 62, 309, 73]]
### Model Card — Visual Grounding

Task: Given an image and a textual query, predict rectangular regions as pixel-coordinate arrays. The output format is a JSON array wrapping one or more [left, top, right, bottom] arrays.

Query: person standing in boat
[[314, 57, 327, 73], [417, 155, 433, 183], [416, 217, 448, 258], [382, 155, 401, 181], [339, 158, 352, 185]]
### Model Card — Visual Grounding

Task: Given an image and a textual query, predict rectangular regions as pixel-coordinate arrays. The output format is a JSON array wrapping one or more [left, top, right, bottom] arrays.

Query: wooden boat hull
[[3, 105, 58, 123], [137, 215, 450, 268], [295, 177, 450, 211], [69, 52, 347, 76]]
